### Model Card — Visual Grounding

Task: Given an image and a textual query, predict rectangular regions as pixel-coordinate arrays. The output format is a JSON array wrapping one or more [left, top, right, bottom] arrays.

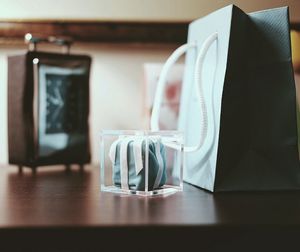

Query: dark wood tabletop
[[1, 164, 300, 251]]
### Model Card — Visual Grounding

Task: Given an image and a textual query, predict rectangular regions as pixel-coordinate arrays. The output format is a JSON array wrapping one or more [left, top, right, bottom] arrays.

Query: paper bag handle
[[151, 32, 218, 153]]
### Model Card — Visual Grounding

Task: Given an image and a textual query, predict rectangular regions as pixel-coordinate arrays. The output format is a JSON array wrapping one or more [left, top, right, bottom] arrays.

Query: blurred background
[[0, 0, 300, 164]]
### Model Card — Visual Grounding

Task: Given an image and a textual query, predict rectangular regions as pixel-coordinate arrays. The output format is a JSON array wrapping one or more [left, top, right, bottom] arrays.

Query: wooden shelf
[[1, 164, 300, 250], [0, 20, 298, 46], [0, 20, 188, 45]]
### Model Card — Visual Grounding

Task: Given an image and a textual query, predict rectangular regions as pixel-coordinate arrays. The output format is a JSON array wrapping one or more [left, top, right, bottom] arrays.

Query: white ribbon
[[120, 138, 132, 190], [132, 137, 144, 174], [108, 139, 120, 165]]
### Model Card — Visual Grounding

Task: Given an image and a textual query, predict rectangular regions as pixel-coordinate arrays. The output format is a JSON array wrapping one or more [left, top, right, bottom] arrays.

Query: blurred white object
[[143, 63, 184, 130]]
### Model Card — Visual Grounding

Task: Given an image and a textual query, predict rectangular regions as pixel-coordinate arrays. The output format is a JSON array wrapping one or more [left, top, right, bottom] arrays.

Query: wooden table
[[1, 164, 300, 251]]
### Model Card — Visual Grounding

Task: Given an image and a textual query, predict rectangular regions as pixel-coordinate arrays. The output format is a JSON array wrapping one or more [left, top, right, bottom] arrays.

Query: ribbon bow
[[109, 136, 165, 190]]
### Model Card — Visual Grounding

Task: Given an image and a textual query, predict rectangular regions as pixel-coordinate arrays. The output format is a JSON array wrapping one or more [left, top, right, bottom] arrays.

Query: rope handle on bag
[[151, 32, 218, 153], [108, 32, 218, 190]]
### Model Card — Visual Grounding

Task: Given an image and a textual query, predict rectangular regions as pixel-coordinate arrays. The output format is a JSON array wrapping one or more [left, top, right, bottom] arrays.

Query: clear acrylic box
[[100, 130, 184, 196]]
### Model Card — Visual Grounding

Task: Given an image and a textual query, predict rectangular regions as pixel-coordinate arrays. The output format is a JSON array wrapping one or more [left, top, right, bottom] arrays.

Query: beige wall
[[0, 43, 177, 164], [1, 0, 300, 22]]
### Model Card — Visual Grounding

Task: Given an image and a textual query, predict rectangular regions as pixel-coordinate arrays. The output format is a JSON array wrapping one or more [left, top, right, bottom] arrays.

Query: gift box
[[100, 130, 183, 196]]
